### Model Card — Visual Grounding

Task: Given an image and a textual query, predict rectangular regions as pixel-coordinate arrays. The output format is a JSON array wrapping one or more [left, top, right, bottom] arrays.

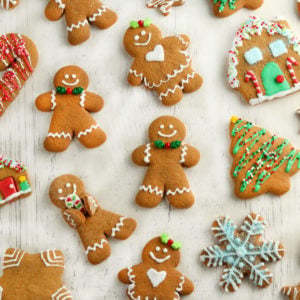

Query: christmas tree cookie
[[229, 116, 300, 199]]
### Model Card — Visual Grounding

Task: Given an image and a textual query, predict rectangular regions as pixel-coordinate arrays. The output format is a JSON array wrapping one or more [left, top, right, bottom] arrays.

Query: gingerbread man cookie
[[35, 65, 106, 152], [118, 234, 194, 300], [124, 18, 203, 106], [0, 248, 72, 299], [211, 0, 263, 17], [282, 284, 300, 299], [0, 0, 19, 9], [0, 33, 38, 117], [49, 174, 137, 265], [146, 0, 185, 16], [45, 0, 117, 45], [132, 116, 200, 209]]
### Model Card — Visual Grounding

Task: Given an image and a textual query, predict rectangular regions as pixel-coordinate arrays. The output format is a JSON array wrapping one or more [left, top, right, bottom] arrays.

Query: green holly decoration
[[20, 181, 30, 191], [130, 20, 139, 29], [154, 140, 165, 149], [72, 87, 84, 95], [171, 141, 181, 149], [144, 18, 152, 27], [56, 86, 66, 94], [171, 241, 182, 250]]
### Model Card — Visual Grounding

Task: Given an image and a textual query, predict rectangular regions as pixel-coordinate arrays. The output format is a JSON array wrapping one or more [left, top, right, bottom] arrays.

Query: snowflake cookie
[[0, 248, 72, 299], [118, 233, 194, 299], [146, 0, 185, 16], [200, 213, 284, 292], [282, 284, 300, 299]]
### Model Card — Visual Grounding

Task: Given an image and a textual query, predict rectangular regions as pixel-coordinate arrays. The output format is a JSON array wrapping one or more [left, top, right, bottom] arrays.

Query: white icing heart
[[146, 268, 167, 287], [146, 45, 165, 62]]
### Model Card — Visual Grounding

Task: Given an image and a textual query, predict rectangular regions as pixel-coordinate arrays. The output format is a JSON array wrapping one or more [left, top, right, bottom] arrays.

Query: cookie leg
[[88, 2, 118, 29], [158, 85, 183, 106], [75, 122, 106, 148], [84, 235, 111, 265], [182, 71, 203, 93], [65, 12, 90, 45]]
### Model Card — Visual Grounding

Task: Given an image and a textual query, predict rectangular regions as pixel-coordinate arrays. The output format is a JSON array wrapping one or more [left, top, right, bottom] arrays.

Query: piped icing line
[[51, 286, 72, 300], [41, 250, 64, 268], [286, 57, 299, 85], [79, 90, 86, 107], [85, 239, 108, 255], [139, 185, 163, 196], [77, 124, 99, 138], [228, 16, 300, 89], [87, 195, 98, 208], [127, 267, 139, 300], [0, 188, 31, 204], [3, 249, 25, 269], [144, 143, 151, 163], [214, 0, 237, 12], [176, 35, 189, 47], [0, 286, 2, 299], [48, 132, 72, 140], [245, 71, 263, 99], [50, 90, 57, 110], [174, 275, 185, 298], [63, 212, 77, 228], [67, 20, 89, 32], [0, 0, 17, 9], [111, 217, 127, 237], [129, 68, 143, 79], [282, 286, 299, 299], [166, 187, 191, 196], [0, 154, 27, 172], [179, 143, 187, 163], [147, 0, 182, 14], [88, 6, 108, 22], [54, 0, 65, 9]]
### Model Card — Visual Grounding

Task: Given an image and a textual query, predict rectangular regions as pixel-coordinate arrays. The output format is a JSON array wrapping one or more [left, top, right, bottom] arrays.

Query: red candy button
[[165, 142, 171, 149], [66, 88, 72, 94], [276, 75, 285, 83], [138, 20, 144, 27]]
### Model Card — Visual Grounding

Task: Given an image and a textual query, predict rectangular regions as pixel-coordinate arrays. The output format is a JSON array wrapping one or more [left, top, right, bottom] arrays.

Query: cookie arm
[[62, 208, 86, 228], [82, 91, 104, 112], [180, 144, 200, 167], [35, 91, 56, 112], [128, 66, 144, 86], [132, 145, 151, 166], [45, 0, 65, 21], [178, 275, 194, 295], [165, 35, 190, 50], [118, 268, 131, 284]]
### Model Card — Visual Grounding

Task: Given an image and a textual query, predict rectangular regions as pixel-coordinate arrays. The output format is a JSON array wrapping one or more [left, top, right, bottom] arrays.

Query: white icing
[[127, 267, 139, 300], [149, 251, 171, 263], [129, 69, 143, 79], [179, 143, 187, 163], [54, 0, 65, 9], [0, 286, 2, 299], [147, 0, 183, 14], [155, 246, 160, 252], [157, 129, 177, 138], [58, 188, 63, 194], [141, 31, 146, 36], [64, 74, 69, 79], [50, 90, 56, 110], [174, 276, 185, 298], [88, 6, 108, 22], [85, 239, 108, 255], [169, 124, 173, 129], [66, 183, 71, 188], [0, 188, 31, 205], [111, 217, 127, 237], [163, 248, 168, 253], [139, 185, 163, 196], [3, 249, 25, 269], [143, 143, 151, 163], [146, 268, 167, 287], [160, 124, 164, 129], [63, 212, 77, 228], [40, 249, 64, 268], [48, 132, 72, 140], [71, 74, 76, 78], [146, 44, 165, 62], [77, 124, 99, 138], [79, 90, 86, 107], [176, 34, 188, 46], [134, 33, 152, 46], [0, 0, 17, 9], [51, 285, 73, 300], [166, 187, 191, 196], [67, 20, 89, 32], [62, 78, 79, 86], [87, 195, 98, 209], [134, 35, 139, 41]]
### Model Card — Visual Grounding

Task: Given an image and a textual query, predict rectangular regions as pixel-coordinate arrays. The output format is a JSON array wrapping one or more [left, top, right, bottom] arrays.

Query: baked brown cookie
[[124, 18, 203, 106], [45, 0, 117, 45], [211, 0, 263, 18], [49, 174, 137, 265], [146, 0, 184, 16], [0, 33, 38, 116], [132, 116, 200, 209], [0, 0, 19, 9], [118, 234, 194, 300], [200, 213, 284, 292], [228, 17, 300, 105], [282, 284, 300, 299], [0, 154, 31, 207], [229, 116, 300, 199], [0, 248, 72, 299], [35, 65, 106, 152]]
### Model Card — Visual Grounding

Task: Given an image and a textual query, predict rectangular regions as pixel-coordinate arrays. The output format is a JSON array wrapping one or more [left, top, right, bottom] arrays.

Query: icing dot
[[134, 35, 140, 41], [238, 262, 245, 269], [141, 30, 146, 36], [249, 244, 255, 250], [155, 247, 160, 252], [9, 184, 14, 189], [235, 238, 241, 244], [163, 248, 168, 253], [71, 74, 77, 79], [64, 74, 69, 79], [226, 245, 232, 251], [249, 256, 255, 262], [66, 183, 71, 188], [227, 257, 234, 264], [169, 124, 174, 129], [58, 188, 63, 194], [160, 124, 164, 129]]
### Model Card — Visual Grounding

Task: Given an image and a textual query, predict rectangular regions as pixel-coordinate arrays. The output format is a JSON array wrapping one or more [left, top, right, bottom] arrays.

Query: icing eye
[[169, 124, 173, 129], [141, 30, 146, 36], [134, 35, 140, 41], [71, 74, 77, 79], [58, 188, 63, 194], [66, 183, 71, 188], [163, 248, 168, 253], [64, 74, 69, 79], [244, 47, 263, 65], [160, 125, 164, 129], [155, 247, 160, 252], [269, 39, 287, 57]]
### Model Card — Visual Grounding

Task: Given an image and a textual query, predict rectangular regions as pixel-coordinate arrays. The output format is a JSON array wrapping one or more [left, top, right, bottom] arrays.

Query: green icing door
[[261, 62, 290, 96]]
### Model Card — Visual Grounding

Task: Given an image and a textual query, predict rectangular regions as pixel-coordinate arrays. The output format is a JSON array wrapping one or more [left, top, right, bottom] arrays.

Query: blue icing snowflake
[[200, 213, 284, 292]]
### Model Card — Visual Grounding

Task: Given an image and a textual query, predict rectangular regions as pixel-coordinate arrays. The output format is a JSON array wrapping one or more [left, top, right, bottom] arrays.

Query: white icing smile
[[134, 33, 152, 46], [149, 251, 171, 263], [157, 130, 177, 138], [62, 79, 79, 86]]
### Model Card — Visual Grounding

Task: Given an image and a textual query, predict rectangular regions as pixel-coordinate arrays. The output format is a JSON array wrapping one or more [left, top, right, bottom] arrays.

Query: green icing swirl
[[214, 0, 237, 12]]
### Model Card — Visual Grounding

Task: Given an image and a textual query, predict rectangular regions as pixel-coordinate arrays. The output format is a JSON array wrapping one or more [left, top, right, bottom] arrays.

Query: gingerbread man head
[[148, 116, 186, 144], [142, 234, 181, 268], [123, 18, 162, 57], [54, 65, 89, 91]]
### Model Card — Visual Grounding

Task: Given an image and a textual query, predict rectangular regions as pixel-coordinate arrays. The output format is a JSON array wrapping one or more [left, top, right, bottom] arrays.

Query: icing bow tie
[[56, 86, 84, 95], [161, 233, 182, 250], [130, 18, 152, 29], [64, 193, 85, 213], [154, 140, 181, 149]]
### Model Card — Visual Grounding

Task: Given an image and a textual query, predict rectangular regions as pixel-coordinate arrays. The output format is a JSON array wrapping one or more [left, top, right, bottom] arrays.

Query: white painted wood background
[[0, 0, 299, 299]]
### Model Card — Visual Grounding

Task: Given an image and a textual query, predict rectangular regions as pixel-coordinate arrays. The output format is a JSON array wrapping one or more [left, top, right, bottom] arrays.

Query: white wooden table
[[0, 0, 299, 299]]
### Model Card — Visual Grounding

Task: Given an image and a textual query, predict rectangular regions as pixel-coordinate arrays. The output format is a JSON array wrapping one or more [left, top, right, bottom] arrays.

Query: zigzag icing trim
[[51, 285, 72, 300], [174, 275, 185, 299], [127, 267, 139, 300], [3, 249, 25, 269], [0, 0, 17, 9], [166, 187, 191, 196], [159, 71, 196, 101], [88, 6, 108, 22], [176, 35, 189, 46], [67, 20, 89, 32], [282, 286, 299, 299], [77, 124, 99, 138], [85, 239, 108, 255], [48, 132, 72, 140], [51, 90, 56, 110], [41, 249, 64, 268], [63, 212, 77, 228], [55, 0, 65, 9], [139, 185, 163, 196], [111, 217, 127, 237], [79, 90, 86, 107], [87, 195, 98, 209], [179, 143, 187, 163], [144, 143, 151, 163], [129, 69, 143, 79]]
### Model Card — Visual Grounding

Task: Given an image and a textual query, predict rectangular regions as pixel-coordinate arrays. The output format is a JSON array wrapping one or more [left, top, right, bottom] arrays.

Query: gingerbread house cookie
[[228, 17, 300, 105], [0, 154, 31, 207]]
